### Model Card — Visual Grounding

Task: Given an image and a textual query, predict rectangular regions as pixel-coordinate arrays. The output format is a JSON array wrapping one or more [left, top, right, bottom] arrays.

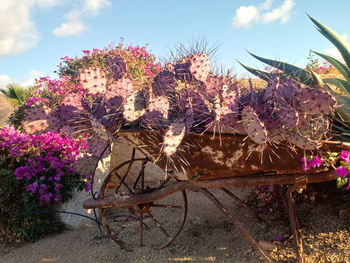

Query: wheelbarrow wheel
[[99, 149, 188, 250]]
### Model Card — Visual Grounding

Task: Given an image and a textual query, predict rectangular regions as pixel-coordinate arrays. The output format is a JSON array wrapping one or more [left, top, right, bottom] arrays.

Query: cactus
[[275, 105, 299, 129], [162, 121, 186, 157], [143, 95, 170, 128], [288, 132, 321, 150], [241, 106, 268, 145], [79, 67, 107, 95], [22, 105, 61, 134], [106, 54, 127, 80], [174, 53, 210, 83], [123, 90, 146, 122], [297, 88, 337, 115], [153, 71, 177, 96]]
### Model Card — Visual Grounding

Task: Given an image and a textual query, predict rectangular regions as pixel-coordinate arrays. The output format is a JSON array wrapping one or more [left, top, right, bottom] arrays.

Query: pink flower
[[339, 150, 350, 163], [335, 166, 348, 178], [309, 156, 323, 167], [82, 50, 90, 54]]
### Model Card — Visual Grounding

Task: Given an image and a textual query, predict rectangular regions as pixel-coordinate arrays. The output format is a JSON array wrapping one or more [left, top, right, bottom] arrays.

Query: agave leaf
[[247, 52, 314, 85], [324, 78, 350, 96], [236, 61, 270, 81], [309, 70, 326, 87], [312, 51, 350, 81], [308, 15, 350, 69]]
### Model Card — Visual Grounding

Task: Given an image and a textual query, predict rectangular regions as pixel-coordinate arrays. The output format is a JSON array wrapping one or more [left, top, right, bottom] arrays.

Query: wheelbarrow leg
[[286, 186, 304, 263], [198, 188, 275, 263]]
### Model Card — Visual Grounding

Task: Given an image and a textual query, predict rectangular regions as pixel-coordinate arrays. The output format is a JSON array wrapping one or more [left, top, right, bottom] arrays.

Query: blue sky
[[0, 0, 349, 88]]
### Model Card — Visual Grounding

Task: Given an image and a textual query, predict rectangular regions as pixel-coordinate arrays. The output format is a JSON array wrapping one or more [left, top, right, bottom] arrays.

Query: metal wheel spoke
[[151, 204, 182, 209], [113, 172, 135, 195], [133, 159, 147, 191], [147, 212, 170, 238]]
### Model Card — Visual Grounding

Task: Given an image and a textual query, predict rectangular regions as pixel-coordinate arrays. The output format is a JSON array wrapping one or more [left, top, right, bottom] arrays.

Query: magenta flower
[[339, 150, 350, 163], [309, 156, 323, 167], [335, 166, 348, 178]]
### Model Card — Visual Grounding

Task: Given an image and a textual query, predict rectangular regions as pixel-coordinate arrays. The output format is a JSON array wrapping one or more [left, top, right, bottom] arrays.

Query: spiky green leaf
[[337, 177, 348, 189], [308, 15, 350, 69], [236, 61, 270, 81], [324, 78, 350, 96], [247, 52, 314, 85], [312, 51, 350, 81]]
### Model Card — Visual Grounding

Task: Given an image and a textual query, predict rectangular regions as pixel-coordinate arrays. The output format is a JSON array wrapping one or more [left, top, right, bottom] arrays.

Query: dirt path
[[1, 188, 350, 263]]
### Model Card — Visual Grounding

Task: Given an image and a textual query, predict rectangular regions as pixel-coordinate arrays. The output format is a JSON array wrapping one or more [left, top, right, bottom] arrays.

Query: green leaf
[[312, 51, 350, 81], [337, 176, 348, 189], [236, 61, 270, 81], [324, 78, 350, 96], [247, 52, 314, 85], [308, 15, 350, 69]]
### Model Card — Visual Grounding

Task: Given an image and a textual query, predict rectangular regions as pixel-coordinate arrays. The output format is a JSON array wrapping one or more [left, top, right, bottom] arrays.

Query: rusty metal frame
[[84, 169, 336, 262]]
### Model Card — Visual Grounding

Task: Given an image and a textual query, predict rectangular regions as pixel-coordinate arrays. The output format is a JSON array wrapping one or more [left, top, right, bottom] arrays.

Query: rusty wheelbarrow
[[83, 131, 349, 263]]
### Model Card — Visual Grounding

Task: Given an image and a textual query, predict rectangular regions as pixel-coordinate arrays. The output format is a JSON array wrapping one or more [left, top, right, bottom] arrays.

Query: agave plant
[[239, 15, 350, 141]]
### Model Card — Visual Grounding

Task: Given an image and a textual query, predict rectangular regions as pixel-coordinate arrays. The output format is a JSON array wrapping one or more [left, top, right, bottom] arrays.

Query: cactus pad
[[241, 106, 268, 145], [22, 105, 61, 134], [288, 132, 321, 150], [79, 67, 107, 95], [162, 121, 186, 157], [174, 53, 210, 83], [106, 54, 127, 80], [298, 88, 336, 114]]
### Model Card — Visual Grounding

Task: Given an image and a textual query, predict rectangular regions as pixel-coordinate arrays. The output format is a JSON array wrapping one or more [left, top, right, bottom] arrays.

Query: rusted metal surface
[[83, 171, 336, 209], [120, 130, 349, 180]]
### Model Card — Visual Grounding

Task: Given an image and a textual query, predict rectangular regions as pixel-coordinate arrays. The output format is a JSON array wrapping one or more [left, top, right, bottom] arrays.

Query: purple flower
[[309, 156, 323, 167], [339, 150, 350, 163], [335, 166, 348, 178], [274, 234, 285, 242], [84, 182, 91, 192]]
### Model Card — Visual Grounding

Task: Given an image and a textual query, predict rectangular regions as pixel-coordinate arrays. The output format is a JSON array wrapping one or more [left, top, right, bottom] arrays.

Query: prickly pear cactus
[[174, 53, 210, 83], [106, 55, 127, 80], [20, 43, 341, 167], [22, 105, 61, 134], [79, 67, 107, 95], [241, 106, 268, 145], [298, 88, 337, 114]]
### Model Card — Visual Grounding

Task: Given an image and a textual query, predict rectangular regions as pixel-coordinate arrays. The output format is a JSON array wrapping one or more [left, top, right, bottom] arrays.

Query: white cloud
[[0, 0, 63, 56], [20, 70, 45, 87], [0, 0, 111, 56], [0, 74, 13, 89], [232, 0, 295, 29], [260, 0, 274, 10], [53, 0, 111, 37], [53, 20, 87, 36], [260, 0, 295, 24], [0, 70, 46, 89], [232, 6, 259, 28]]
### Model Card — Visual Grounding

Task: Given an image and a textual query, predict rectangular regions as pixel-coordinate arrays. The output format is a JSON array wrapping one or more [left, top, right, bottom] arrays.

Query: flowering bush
[[58, 43, 161, 89], [301, 150, 350, 189], [0, 126, 88, 242]]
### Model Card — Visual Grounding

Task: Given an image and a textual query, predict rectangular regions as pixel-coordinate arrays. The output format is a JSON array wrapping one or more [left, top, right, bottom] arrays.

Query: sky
[[0, 0, 349, 89]]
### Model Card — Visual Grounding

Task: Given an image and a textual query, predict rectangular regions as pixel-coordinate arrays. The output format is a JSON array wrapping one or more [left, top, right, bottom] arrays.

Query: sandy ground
[[1, 186, 350, 263]]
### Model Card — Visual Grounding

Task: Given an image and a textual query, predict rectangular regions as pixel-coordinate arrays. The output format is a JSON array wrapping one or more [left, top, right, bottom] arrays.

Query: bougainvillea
[[0, 126, 89, 242], [301, 150, 350, 189]]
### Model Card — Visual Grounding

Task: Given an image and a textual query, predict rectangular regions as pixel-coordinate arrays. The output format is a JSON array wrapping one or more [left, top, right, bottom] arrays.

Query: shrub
[[0, 126, 88, 243]]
